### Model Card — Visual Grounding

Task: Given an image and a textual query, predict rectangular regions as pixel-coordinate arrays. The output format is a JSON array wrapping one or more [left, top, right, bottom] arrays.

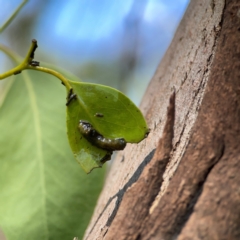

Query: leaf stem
[[27, 65, 71, 90], [0, 0, 28, 33], [0, 39, 36, 79], [0, 39, 72, 90]]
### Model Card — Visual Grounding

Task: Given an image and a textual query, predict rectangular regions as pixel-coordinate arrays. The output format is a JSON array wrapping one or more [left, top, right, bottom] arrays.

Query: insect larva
[[14, 70, 22, 75], [100, 151, 113, 163], [78, 120, 126, 151], [66, 88, 77, 106], [94, 113, 104, 118], [145, 129, 150, 138], [30, 60, 40, 66]]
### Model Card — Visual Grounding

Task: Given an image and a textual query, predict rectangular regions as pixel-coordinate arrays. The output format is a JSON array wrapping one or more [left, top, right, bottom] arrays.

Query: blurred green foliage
[[0, 70, 106, 239]]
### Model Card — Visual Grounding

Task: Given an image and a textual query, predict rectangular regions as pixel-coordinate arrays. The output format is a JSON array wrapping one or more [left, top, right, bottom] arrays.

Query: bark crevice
[[105, 92, 176, 240], [85, 149, 155, 239]]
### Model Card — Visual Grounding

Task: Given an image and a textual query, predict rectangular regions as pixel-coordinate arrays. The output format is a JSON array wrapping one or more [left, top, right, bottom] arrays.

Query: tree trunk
[[84, 0, 240, 239]]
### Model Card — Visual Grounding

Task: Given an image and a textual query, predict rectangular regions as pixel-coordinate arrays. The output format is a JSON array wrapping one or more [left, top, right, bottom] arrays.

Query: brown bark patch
[[84, 0, 239, 239], [106, 92, 175, 240], [142, 0, 240, 239]]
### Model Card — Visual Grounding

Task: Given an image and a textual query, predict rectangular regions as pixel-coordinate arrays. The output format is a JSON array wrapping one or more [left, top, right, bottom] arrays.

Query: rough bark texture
[[84, 0, 240, 239], [106, 92, 175, 240]]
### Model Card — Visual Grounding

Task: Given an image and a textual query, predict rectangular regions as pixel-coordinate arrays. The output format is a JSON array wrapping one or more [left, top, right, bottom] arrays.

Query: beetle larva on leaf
[[94, 113, 104, 117], [66, 88, 77, 106], [78, 120, 126, 151]]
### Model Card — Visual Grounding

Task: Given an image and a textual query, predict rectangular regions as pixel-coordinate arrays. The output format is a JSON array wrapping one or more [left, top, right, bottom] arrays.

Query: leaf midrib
[[24, 72, 49, 239]]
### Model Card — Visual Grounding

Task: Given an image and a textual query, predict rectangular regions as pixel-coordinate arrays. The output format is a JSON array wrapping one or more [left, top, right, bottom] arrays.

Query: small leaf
[[66, 80, 149, 173]]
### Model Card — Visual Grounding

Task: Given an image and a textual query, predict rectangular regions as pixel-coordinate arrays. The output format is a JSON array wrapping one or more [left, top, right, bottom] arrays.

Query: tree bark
[[84, 0, 240, 239]]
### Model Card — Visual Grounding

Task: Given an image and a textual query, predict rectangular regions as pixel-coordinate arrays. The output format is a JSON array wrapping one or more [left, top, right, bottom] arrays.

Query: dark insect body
[[66, 88, 77, 106], [145, 129, 150, 138], [100, 151, 112, 163], [14, 70, 22, 75], [78, 120, 126, 151], [30, 60, 40, 67], [94, 113, 104, 117]]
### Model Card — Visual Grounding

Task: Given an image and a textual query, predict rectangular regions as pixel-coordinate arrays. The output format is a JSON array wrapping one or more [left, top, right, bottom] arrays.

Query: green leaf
[[0, 71, 105, 240], [66, 80, 149, 173]]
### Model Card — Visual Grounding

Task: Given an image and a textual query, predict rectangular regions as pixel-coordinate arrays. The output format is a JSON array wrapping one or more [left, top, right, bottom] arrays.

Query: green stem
[[0, 40, 36, 79], [0, 0, 28, 33], [27, 66, 71, 90], [0, 40, 71, 90]]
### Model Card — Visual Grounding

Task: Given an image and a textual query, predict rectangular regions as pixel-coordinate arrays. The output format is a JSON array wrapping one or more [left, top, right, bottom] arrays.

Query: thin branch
[[0, 39, 37, 79], [27, 65, 72, 89], [0, 40, 72, 90], [0, 0, 28, 33]]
